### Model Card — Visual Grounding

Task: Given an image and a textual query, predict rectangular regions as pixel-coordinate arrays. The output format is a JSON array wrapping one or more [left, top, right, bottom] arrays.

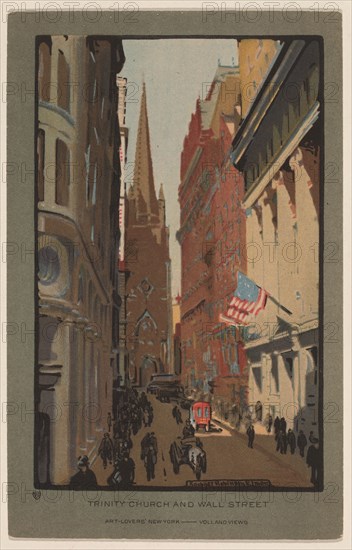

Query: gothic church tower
[[125, 83, 171, 386]]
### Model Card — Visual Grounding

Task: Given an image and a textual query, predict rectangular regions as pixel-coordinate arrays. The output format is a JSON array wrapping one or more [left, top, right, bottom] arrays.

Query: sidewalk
[[212, 415, 311, 485]]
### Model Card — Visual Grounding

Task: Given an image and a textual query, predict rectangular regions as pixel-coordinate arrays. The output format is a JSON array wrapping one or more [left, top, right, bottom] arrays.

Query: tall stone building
[[125, 84, 172, 387], [35, 35, 125, 485], [177, 66, 248, 419], [115, 76, 129, 402], [232, 38, 321, 435]]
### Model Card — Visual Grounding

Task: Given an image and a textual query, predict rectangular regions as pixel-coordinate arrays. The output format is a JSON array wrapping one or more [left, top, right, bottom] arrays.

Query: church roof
[[133, 82, 159, 219]]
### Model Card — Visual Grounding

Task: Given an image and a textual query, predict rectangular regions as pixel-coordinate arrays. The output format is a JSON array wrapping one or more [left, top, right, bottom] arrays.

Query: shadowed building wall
[[36, 35, 125, 485], [233, 38, 321, 436]]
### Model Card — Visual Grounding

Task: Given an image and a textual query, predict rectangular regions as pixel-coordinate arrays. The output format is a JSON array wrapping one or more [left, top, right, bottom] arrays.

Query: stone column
[[289, 148, 319, 319], [273, 170, 299, 319]]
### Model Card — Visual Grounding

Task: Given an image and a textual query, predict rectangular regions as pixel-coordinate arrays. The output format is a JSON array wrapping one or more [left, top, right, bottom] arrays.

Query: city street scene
[[35, 36, 322, 491]]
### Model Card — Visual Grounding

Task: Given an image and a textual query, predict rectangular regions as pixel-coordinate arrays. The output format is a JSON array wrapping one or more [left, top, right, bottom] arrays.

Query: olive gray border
[[7, 10, 343, 540]]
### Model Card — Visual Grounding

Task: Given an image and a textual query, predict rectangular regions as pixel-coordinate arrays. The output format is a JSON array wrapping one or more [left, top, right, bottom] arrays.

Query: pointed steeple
[[133, 82, 159, 222], [158, 183, 166, 226], [158, 183, 165, 201]]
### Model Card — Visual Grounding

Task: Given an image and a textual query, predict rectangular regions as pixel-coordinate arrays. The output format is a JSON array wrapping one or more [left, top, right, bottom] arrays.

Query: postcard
[[4, 5, 345, 542]]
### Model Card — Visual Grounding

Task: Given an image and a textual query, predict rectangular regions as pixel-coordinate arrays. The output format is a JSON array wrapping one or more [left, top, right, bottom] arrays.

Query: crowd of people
[[243, 414, 322, 487], [272, 416, 322, 486]]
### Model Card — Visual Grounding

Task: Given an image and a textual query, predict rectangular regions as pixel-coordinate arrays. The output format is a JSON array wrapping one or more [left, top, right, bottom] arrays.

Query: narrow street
[[93, 394, 311, 489]]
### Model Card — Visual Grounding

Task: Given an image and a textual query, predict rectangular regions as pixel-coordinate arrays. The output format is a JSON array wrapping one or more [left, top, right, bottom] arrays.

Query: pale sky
[[121, 39, 238, 297]]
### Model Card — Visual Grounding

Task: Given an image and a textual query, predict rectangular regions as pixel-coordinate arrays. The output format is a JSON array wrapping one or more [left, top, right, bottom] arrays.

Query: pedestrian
[[173, 406, 182, 425], [246, 424, 255, 449], [149, 432, 158, 457], [267, 414, 273, 433], [141, 432, 151, 460], [306, 437, 322, 487], [277, 430, 287, 454], [131, 413, 138, 436], [309, 431, 315, 443], [69, 455, 98, 490], [120, 455, 135, 486], [282, 431, 288, 454], [107, 412, 112, 433], [140, 391, 147, 409], [276, 430, 282, 452], [287, 429, 296, 454], [280, 417, 287, 433], [98, 433, 114, 469], [147, 405, 154, 427], [183, 419, 195, 438], [297, 430, 308, 457], [274, 416, 280, 440], [144, 444, 157, 481], [143, 408, 149, 427]]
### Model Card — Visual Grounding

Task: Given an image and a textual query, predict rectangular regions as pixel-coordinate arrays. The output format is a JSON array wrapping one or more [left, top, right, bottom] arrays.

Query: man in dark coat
[[246, 424, 255, 448], [108, 455, 135, 488], [183, 420, 195, 438], [277, 430, 287, 454], [144, 445, 157, 481], [107, 412, 112, 433], [141, 432, 151, 460], [267, 415, 273, 433], [147, 405, 154, 427], [287, 429, 296, 454], [297, 430, 308, 457], [274, 416, 281, 440], [149, 432, 158, 458], [280, 417, 287, 433], [69, 455, 98, 490], [98, 433, 114, 469], [306, 438, 322, 486]]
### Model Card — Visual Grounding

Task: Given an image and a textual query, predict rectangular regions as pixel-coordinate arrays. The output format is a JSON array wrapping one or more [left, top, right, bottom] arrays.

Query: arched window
[[78, 269, 84, 304], [38, 245, 60, 285], [37, 129, 45, 201], [100, 304, 104, 329], [88, 281, 93, 317], [134, 310, 157, 337], [38, 41, 51, 102], [55, 139, 70, 206], [94, 295, 100, 321], [57, 50, 70, 111]]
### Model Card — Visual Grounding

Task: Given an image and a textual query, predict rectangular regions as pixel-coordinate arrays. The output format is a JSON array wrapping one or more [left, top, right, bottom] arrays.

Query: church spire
[[133, 82, 159, 221], [158, 183, 165, 201]]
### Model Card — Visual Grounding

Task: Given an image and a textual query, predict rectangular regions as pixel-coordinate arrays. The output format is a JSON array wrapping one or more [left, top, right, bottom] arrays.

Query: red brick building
[[177, 66, 248, 422]]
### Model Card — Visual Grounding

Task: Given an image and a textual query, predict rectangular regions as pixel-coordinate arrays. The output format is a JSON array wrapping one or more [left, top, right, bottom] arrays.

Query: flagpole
[[268, 295, 292, 315]]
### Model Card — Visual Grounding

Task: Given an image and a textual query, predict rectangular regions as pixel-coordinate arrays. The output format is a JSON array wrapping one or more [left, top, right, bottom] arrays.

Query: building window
[[284, 356, 294, 383], [37, 129, 45, 201], [38, 41, 51, 102], [55, 139, 70, 206], [252, 366, 262, 392], [38, 246, 60, 285], [78, 269, 84, 304], [57, 50, 70, 112], [271, 356, 279, 393]]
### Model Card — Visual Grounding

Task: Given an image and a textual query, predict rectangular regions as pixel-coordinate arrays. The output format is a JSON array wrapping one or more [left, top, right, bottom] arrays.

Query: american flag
[[219, 271, 268, 326]]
